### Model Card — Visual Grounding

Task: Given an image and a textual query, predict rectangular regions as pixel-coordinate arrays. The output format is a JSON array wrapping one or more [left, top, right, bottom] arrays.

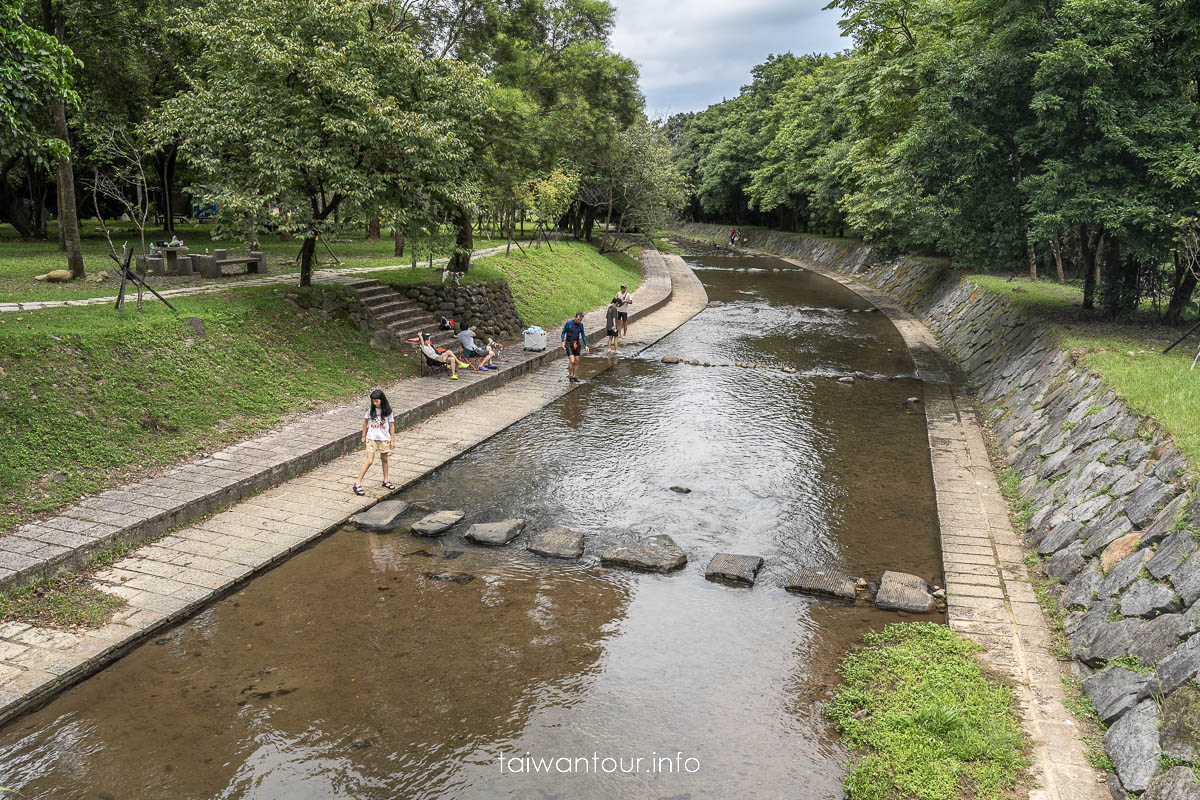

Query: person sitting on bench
[[420, 332, 467, 379], [457, 323, 497, 370]]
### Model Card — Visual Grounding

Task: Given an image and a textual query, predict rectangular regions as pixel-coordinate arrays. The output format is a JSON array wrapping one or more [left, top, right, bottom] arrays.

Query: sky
[[610, 0, 848, 116]]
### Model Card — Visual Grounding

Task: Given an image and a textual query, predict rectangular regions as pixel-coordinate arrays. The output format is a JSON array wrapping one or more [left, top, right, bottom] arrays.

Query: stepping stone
[[350, 499, 411, 531], [875, 570, 935, 613], [784, 568, 857, 602], [527, 527, 585, 559], [600, 535, 687, 573], [705, 553, 764, 586], [464, 519, 525, 546], [410, 510, 464, 537], [424, 571, 475, 584]]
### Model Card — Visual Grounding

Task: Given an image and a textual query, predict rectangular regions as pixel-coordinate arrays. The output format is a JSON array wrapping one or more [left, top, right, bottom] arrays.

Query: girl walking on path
[[354, 389, 396, 496]]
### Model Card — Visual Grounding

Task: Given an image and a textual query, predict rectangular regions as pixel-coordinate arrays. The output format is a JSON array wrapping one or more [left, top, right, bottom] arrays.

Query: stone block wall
[[402, 281, 524, 340], [284, 287, 373, 331], [674, 220, 1200, 796]]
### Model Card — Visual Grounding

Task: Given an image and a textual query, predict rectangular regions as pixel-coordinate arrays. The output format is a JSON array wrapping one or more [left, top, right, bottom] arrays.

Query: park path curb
[[785, 257, 1108, 800], [0, 251, 706, 728], [0, 251, 674, 594]]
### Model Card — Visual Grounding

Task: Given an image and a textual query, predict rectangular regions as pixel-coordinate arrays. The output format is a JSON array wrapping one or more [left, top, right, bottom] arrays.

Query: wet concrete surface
[[0, 252, 942, 799]]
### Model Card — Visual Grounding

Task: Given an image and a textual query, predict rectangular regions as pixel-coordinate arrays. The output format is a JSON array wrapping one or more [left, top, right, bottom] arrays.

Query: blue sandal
[[382, 481, 396, 490], [353, 485, 365, 496]]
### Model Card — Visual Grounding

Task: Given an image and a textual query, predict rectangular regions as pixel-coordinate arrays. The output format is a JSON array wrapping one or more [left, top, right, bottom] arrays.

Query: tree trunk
[[1051, 236, 1065, 282], [161, 146, 177, 235], [298, 235, 317, 287], [1165, 251, 1198, 326], [393, 227, 405, 257], [583, 203, 595, 241], [449, 205, 473, 272], [1026, 230, 1038, 281], [1080, 225, 1098, 310], [41, 0, 83, 277], [279, 230, 293, 243], [366, 216, 380, 241]]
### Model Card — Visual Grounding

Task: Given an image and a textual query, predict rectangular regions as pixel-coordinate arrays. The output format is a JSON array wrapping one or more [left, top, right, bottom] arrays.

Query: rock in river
[[600, 535, 687, 573], [411, 510, 465, 537], [705, 553, 764, 586], [669, 486, 691, 494], [350, 499, 411, 531], [784, 568, 858, 602], [464, 519, 525, 546], [875, 570, 935, 613], [526, 527, 585, 559]]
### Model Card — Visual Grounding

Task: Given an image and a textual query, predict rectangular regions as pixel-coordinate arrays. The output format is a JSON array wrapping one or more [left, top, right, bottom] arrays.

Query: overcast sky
[[610, 0, 848, 116]]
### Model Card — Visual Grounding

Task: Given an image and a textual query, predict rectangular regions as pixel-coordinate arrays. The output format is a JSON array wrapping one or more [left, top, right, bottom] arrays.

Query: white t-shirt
[[617, 291, 633, 312], [364, 410, 394, 441]]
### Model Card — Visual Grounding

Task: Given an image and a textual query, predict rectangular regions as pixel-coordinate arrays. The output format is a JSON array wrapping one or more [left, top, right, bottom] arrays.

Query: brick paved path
[[0, 253, 706, 726], [790, 258, 1107, 800]]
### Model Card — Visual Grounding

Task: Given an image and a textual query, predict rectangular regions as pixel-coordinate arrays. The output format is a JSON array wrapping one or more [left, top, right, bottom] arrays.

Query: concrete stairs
[[341, 278, 458, 351]]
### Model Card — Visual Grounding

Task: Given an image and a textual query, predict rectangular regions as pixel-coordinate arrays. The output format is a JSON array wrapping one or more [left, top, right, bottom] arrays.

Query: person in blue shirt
[[561, 311, 588, 383]]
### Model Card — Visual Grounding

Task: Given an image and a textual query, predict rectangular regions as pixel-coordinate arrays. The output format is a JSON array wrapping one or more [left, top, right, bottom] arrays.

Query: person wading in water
[[561, 311, 588, 383]]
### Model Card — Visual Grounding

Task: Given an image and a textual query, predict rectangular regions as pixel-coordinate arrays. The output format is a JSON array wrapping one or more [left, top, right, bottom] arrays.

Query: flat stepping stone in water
[[705, 553, 764, 586], [784, 568, 857, 602], [527, 527, 585, 559], [464, 518, 525, 546], [875, 570, 935, 613], [350, 499, 411, 531], [424, 571, 475, 584], [600, 535, 687, 573], [410, 510, 465, 537]]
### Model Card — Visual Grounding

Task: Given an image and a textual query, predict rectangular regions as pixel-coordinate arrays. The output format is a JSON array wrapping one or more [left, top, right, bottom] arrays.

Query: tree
[[156, 0, 488, 286]]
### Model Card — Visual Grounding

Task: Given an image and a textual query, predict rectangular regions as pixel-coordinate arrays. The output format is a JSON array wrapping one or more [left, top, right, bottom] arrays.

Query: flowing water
[[0, 252, 943, 799]]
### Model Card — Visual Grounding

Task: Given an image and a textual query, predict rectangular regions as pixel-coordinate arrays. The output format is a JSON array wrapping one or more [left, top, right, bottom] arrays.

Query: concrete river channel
[[0, 251, 944, 798]]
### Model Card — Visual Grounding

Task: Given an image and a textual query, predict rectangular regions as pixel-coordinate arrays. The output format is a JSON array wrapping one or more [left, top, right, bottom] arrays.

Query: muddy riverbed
[[0, 253, 942, 799]]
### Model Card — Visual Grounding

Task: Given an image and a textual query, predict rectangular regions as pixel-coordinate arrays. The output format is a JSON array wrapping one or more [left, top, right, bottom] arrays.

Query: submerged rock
[[411, 510, 465, 536], [784, 568, 857, 602], [705, 553, 764, 586], [600, 535, 687, 573], [661, 355, 680, 364], [350, 499, 411, 531], [424, 571, 475, 584], [838, 376, 855, 384], [669, 486, 691, 494], [464, 518, 525, 546], [527, 527, 585, 559], [875, 570, 935, 613]]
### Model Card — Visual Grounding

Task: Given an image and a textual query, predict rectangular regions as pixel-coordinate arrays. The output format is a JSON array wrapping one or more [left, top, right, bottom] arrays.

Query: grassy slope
[[372, 240, 642, 330], [0, 285, 421, 531], [0, 221, 531, 302], [969, 274, 1200, 467], [0, 239, 644, 531], [827, 622, 1028, 800]]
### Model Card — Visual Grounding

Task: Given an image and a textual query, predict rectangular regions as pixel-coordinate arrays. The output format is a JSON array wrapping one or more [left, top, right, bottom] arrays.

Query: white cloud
[[610, 0, 846, 114]]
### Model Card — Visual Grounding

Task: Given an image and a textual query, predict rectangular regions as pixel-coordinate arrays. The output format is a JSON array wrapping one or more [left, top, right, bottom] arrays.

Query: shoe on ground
[[451, 374, 459, 380], [458, 362, 470, 368]]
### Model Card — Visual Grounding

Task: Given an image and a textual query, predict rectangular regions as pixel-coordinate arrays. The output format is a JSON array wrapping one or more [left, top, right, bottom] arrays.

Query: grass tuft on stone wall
[[827, 622, 1028, 800]]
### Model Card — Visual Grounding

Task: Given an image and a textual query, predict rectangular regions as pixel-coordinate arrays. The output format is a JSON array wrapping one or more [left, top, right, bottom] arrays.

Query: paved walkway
[[788, 258, 1107, 800], [0, 243, 519, 312], [0, 250, 673, 592], [0, 254, 707, 726]]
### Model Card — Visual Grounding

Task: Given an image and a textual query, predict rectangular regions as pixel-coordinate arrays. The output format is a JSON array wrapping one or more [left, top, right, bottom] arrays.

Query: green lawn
[[968, 274, 1200, 469], [0, 221, 528, 302], [827, 622, 1028, 800], [0, 284, 421, 532], [370, 240, 642, 329]]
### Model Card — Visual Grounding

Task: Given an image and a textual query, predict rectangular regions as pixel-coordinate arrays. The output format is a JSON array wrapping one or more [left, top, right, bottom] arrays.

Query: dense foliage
[[673, 0, 1200, 320], [1, 0, 687, 281]]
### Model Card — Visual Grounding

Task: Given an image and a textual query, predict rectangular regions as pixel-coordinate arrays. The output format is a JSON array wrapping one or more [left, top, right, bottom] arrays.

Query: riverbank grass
[[968, 274, 1200, 469], [827, 622, 1028, 800], [0, 542, 133, 628]]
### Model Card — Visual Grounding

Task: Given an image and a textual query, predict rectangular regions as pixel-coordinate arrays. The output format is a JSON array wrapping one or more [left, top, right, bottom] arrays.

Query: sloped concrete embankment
[[675, 220, 1199, 797]]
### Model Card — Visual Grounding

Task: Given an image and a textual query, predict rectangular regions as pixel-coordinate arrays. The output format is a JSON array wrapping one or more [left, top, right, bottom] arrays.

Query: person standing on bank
[[616, 284, 633, 337], [605, 297, 621, 355], [354, 389, 396, 496], [561, 311, 588, 383]]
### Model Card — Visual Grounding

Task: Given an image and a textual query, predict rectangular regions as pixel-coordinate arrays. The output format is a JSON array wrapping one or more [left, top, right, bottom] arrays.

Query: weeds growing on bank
[[1060, 676, 1117, 772], [0, 541, 134, 628], [827, 622, 1028, 800]]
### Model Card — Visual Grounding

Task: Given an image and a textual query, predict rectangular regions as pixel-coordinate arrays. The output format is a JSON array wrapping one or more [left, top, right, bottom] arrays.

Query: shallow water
[[0, 253, 942, 799]]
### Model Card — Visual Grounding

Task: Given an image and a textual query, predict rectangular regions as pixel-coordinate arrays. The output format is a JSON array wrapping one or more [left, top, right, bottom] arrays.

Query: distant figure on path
[[616, 283, 633, 336], [730, 228, 737, 246], [354, 389, 395, 496], [561, 311, 588, 383], [605, 297, 621, 355]]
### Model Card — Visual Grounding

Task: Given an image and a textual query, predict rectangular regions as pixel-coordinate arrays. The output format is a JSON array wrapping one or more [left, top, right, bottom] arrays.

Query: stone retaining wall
[[401, 281, 524, 340], [676, 220, 1200, 797]]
